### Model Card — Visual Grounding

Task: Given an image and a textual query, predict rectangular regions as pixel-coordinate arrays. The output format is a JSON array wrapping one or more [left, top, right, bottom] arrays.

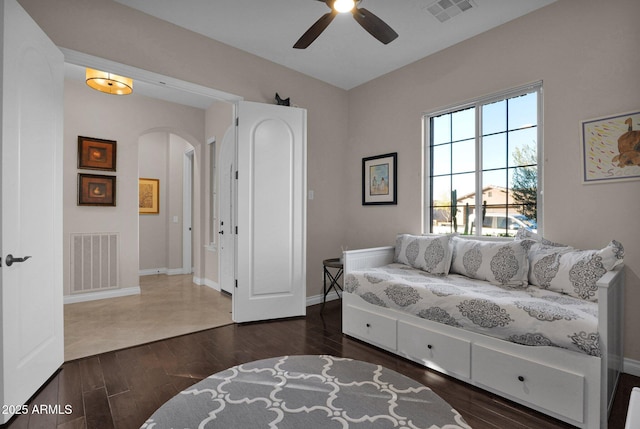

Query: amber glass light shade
[[86, 68, 133, 95]]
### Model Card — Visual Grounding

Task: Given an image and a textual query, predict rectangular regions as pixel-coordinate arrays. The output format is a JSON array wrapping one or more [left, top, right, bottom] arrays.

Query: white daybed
[[342, 235, 624, 429]]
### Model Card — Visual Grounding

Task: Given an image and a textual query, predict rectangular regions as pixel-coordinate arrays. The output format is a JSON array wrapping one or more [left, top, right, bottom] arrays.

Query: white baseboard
[[64, 286, 141, 304], [625, 358, 640, 377], [193, 276, 220, 291], [139, 268, 166, 276], [139, 267, 190, 276], [306, 291, 342, 307]]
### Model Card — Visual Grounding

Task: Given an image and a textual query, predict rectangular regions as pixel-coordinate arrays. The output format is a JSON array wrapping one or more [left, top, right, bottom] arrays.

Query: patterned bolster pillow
[[449, 236, 530, 286], [394, 234, 455, 275]]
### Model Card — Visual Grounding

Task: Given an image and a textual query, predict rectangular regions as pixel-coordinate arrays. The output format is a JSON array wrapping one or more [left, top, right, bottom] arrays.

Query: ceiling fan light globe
[[333, 0, 355, 13]]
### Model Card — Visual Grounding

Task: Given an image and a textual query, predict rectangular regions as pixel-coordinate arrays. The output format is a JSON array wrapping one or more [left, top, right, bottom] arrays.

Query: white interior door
[[219, 125, 236, 294], [233, 101, 307, 323], [0, 0, 64, 423]]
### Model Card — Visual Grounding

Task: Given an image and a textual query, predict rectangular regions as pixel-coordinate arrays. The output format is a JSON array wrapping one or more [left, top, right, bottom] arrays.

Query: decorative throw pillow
[[394, 234, 454, 275], [527, 240, 624, 301], [514, 229, 567, 247], [450, 237, 530, 286]]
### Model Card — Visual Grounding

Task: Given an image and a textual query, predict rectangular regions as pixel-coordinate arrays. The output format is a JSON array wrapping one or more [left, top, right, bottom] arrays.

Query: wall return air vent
[[425, 0, 476, 23]]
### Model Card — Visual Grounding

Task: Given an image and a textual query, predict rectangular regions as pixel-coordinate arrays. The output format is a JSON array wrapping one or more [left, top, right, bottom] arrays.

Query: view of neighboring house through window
[[425, 82, 542, 237]]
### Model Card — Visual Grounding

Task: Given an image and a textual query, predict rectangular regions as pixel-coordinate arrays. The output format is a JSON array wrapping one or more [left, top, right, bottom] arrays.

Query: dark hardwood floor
[[4, 299, 638, 429]]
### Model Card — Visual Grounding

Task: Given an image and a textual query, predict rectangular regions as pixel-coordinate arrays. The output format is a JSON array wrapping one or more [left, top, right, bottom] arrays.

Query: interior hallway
[[64, 274, 233, 361]]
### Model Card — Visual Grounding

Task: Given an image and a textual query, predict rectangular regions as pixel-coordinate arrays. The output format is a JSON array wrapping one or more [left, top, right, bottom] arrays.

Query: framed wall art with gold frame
[[139, 178, 159, 214]]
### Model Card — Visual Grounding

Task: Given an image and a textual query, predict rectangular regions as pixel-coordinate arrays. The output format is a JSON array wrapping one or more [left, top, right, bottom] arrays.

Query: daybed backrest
[[391, 232, 624, 302]]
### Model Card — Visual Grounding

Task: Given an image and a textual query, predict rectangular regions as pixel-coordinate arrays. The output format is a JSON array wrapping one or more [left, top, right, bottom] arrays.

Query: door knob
[[219, 230, 224, 235], [5, 254, 32, 267]]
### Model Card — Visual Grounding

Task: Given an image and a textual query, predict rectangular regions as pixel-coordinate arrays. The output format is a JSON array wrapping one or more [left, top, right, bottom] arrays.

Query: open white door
[[0, 0, 64, 423], [219, 125, 236, 294], [233, 101, 306, 323]]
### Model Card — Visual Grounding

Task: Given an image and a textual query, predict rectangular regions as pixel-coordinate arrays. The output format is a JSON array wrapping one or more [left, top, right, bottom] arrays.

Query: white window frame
[[422, 81, 544, 236]]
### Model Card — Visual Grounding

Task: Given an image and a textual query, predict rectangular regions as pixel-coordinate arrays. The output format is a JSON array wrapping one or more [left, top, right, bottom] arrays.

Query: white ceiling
[[114, 0, 556, 90]]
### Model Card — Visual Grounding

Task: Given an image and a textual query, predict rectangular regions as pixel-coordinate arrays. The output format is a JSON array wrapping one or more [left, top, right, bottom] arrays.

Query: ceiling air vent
[[425, 0, 476, 23]]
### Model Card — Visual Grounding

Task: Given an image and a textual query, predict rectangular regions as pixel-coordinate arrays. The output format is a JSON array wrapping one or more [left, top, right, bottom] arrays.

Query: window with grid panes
[[424, 83, 542, 237]]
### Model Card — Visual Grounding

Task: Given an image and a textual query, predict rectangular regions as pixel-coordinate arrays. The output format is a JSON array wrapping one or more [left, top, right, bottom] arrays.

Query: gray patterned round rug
[[141, 355, 471, 429]]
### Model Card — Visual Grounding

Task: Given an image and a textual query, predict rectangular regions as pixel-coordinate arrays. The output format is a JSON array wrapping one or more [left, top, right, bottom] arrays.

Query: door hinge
[[235, 279, 238, 288], [235, 226, 238, 234], [236, 117, 239, 126], [235, 170, 238, 180]]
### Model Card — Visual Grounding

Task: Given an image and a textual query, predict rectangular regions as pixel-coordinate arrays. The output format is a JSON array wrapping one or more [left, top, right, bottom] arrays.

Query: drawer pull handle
[[427, 344, 433, 349], [366, 323, 371, 328], [518, 376, 525, 382]]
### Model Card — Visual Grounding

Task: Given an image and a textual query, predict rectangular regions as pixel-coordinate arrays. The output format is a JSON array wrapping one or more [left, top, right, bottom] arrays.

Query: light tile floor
[[64, 274, 233, 361]]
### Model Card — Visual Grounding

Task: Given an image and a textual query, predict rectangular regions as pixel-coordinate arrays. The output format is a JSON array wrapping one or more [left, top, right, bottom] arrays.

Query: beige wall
[[63, 78, 205, 294], [345, 0, 640, 359], [21, 0, 350, 299]]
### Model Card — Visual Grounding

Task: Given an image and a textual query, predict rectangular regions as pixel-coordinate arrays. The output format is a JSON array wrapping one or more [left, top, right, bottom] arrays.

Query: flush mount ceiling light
[[85, 68, 133, 95]]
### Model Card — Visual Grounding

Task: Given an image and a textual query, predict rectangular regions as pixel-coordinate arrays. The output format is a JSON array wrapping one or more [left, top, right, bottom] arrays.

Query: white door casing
[[0, 0, 64, 423], [233, 101, 307, 323], [219, 125, 235, 294], [183, 148, 193, 274]]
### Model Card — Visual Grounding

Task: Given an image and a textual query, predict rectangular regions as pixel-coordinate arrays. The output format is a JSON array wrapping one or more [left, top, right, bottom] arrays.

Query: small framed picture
[[362, 152, 397, 205], [139, 178, 160, 214], [78, 136, 117, 171], [78, 173, 116, 206]]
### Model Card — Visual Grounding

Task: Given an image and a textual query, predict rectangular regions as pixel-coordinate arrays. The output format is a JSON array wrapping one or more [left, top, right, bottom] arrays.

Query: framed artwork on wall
[[78, 136, 117, 171], [78, 173, 116, 206], [581, 110, 640, 183], [139, 178, 159, 214], [362, 152, 397, 205]]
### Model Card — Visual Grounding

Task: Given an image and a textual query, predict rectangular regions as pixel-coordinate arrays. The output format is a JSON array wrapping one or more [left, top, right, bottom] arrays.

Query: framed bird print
[[581, 111, 640, 183]]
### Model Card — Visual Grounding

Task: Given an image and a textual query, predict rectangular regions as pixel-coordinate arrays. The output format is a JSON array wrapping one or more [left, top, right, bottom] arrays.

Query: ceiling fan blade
[[352, 7, 398, 45], [293, 11, 338, 49]]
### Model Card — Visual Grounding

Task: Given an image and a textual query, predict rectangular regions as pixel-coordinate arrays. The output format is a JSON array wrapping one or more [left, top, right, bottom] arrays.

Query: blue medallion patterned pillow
[[394, 234, 455, 275], [450, 237, 530, 286], [526, 240, 624, 301]]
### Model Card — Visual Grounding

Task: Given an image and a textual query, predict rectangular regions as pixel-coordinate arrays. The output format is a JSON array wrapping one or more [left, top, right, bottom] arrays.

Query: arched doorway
[[138, 131, 195, 275]]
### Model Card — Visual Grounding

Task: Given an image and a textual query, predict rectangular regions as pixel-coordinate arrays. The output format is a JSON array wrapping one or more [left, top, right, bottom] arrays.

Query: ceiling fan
[[293, 0, 398, 49]]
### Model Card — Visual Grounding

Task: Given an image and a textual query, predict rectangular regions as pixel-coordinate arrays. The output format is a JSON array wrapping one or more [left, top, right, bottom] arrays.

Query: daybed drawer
[[472, 345, 584, 423], [343, 304, 397, 351], [398, 321, 470, 379]]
